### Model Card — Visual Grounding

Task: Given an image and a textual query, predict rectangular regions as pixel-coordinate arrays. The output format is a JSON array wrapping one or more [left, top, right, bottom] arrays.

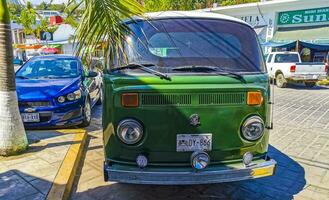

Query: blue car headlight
[[57, 90, 82, 103]]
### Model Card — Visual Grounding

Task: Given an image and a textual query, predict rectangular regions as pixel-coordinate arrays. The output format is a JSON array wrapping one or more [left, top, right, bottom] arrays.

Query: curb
[[46, 129, 87, 200]]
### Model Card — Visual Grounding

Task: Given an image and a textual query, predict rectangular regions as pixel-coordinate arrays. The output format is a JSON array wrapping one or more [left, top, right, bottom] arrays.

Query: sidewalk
[[0, 129, 85, 200]]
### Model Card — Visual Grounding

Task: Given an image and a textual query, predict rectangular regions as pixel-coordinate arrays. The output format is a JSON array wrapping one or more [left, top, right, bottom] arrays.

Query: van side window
[[267, 54, 273, 63]]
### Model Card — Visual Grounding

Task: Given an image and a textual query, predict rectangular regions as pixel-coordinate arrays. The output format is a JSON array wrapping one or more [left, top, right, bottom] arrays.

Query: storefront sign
[[278, 7, 329, 25], [240, 15, 269, 27]]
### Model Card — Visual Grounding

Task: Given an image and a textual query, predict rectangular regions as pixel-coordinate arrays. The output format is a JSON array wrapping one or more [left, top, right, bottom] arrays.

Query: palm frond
[[74, 0, 144, 67]]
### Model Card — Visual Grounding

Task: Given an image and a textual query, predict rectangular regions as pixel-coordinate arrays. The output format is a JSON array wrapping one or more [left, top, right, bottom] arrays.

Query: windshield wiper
[[172, 66, 218, 72], [16, 75, 29, 79], [215, 69, 245, 82], [111, 63, 171, 81], [172, 65, 245, 82]]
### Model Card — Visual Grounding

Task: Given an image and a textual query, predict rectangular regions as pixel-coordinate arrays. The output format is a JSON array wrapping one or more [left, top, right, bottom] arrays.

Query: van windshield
[[119, 18, 265, 73]]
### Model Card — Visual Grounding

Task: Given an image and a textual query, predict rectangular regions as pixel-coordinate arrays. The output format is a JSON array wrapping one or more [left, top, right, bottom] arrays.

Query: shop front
[[270, 7, 329, 62], [207, 0, 329, 59]]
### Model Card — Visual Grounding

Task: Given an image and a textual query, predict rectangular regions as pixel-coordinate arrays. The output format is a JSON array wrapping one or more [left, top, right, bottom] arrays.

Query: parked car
[[266, 51, 328, 88], [102, 11, 276, 185], [15, 55, 103, 128]]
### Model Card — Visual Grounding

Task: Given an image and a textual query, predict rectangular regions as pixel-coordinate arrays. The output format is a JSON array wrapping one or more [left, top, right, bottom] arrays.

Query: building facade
[[206, 0, 329, 59]]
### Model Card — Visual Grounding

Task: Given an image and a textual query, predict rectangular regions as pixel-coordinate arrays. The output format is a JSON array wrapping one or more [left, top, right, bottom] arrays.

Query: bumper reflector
[[251, 165, 276, 178]]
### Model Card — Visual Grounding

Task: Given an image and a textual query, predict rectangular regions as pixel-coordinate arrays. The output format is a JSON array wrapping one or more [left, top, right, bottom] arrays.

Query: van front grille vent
[[141, 92, 246, 106], [141, 94, 192, 105], [199, 93, 246, 105]]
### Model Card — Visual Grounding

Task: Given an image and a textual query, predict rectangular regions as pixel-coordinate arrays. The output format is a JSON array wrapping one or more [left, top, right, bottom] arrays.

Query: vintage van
[[102, 11, 276, 184]]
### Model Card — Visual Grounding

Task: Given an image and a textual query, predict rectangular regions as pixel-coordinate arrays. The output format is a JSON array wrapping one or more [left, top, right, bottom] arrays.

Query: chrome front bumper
[[104, 158, 276, 185]]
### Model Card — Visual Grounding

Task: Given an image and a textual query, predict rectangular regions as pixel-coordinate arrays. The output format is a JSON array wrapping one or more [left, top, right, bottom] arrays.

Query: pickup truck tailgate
[[295, 62, 326, 74]]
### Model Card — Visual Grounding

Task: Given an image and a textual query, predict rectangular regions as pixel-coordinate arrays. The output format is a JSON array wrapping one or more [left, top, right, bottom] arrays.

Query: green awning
[[272, 25, 329, 43]]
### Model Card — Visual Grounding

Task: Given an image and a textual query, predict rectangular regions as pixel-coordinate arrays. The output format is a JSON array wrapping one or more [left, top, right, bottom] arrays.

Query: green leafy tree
[[0, 0, 28, 156], [16, 1, 37, 36], [48, 4, 66, 12], [74, 0, 144, 62], [15, 2, 56, 41], [221, 0, 259, 6], [62, 0, 82, 28], [36, 2, 48, 10], [144, 0, 222, 11], [7, 3, 23, 20]]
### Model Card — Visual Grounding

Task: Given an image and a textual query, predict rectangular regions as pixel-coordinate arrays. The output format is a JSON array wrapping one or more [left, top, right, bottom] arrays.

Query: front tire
[[104, 161, 109, 182], [276, 73, 287, 88], [305, 82, 316, 88], [80, 97, 91, 127]]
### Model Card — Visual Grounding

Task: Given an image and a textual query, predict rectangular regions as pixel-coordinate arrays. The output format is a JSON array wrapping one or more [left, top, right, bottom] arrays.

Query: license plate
[[21, 113, 40, 122], [176, 134, 212, 152], [307, 75, 318, 79]]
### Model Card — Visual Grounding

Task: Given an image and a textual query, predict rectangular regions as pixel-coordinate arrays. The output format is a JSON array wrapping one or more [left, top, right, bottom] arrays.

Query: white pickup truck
[[266, 52, 328, 88]]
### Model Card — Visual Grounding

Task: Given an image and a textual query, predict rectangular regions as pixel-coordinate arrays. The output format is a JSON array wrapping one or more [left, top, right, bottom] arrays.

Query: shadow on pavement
[[279, 83, 329, 90], [0, 170, 53, 200], [72, 145, 305, 200]]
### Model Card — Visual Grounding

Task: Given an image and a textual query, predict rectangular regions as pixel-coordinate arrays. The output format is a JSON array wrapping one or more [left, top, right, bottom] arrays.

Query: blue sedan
[[15, 55, 103, 128]]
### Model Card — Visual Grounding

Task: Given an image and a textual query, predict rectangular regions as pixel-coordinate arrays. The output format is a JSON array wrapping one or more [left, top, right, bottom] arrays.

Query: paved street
[[71, 84, 329, 200]]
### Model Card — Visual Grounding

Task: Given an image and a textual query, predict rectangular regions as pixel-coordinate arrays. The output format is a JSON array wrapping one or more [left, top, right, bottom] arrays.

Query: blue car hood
[[16, 77, 81, 101]]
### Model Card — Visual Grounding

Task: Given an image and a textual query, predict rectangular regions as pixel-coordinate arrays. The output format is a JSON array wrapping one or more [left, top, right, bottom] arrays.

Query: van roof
[[132, 11, 250, 27]]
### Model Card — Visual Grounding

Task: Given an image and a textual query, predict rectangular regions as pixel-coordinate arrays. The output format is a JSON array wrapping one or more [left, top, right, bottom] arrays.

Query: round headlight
[[58, 96, 65, 103], [117, 119, 143, 145], [241, 116, 265, 141], [67, 93, 75, 101]]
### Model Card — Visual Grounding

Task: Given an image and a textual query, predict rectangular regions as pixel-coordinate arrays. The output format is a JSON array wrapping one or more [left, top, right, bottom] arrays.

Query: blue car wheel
[[80, 97, 91, 127]]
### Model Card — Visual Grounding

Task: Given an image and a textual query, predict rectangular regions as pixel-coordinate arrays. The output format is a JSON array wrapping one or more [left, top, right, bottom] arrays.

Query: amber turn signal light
[[247, 92, 263, 106], [121, 93, 139, 107]]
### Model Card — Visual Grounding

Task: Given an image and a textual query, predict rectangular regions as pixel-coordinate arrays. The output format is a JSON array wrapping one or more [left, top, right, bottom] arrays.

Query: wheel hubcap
[[277, 75, 284, 86]]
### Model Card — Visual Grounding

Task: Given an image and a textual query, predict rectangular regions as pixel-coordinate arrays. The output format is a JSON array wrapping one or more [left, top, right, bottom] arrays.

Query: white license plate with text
[[176, 134, 212, 152], [21, 113, 40, 123]]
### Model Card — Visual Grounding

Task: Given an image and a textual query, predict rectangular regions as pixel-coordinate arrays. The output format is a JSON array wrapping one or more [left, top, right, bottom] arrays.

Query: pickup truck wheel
[[276, 73, 287, 88], [305, 82, 316, 88]]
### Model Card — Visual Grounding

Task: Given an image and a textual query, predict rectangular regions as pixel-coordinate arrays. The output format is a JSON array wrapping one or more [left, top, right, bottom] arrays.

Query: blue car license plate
[[21, 113, 40, 123]]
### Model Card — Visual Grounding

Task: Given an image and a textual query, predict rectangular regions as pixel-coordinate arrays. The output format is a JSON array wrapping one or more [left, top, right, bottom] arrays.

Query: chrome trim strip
[[105, 159, 276, 185]]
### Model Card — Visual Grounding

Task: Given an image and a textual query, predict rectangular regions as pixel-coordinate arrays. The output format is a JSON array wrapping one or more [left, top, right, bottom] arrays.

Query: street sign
[[40, 31, 53, 41]]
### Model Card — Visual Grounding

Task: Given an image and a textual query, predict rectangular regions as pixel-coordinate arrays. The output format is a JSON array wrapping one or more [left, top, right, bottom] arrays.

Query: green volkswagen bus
[[102, 11, 276, 184]]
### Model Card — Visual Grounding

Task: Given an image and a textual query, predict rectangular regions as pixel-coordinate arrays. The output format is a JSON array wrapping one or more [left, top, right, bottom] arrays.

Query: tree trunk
[[0, 0, 28, 156]]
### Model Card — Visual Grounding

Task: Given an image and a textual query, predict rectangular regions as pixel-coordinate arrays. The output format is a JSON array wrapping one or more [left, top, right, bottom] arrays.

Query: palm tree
[[74, 0, 143, 63], [0, 0, 28, 156]]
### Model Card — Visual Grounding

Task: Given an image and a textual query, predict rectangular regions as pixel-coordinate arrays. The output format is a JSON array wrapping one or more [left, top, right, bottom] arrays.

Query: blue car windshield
[[120, 18, 265, 73], [16, 58, 80, 79]]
